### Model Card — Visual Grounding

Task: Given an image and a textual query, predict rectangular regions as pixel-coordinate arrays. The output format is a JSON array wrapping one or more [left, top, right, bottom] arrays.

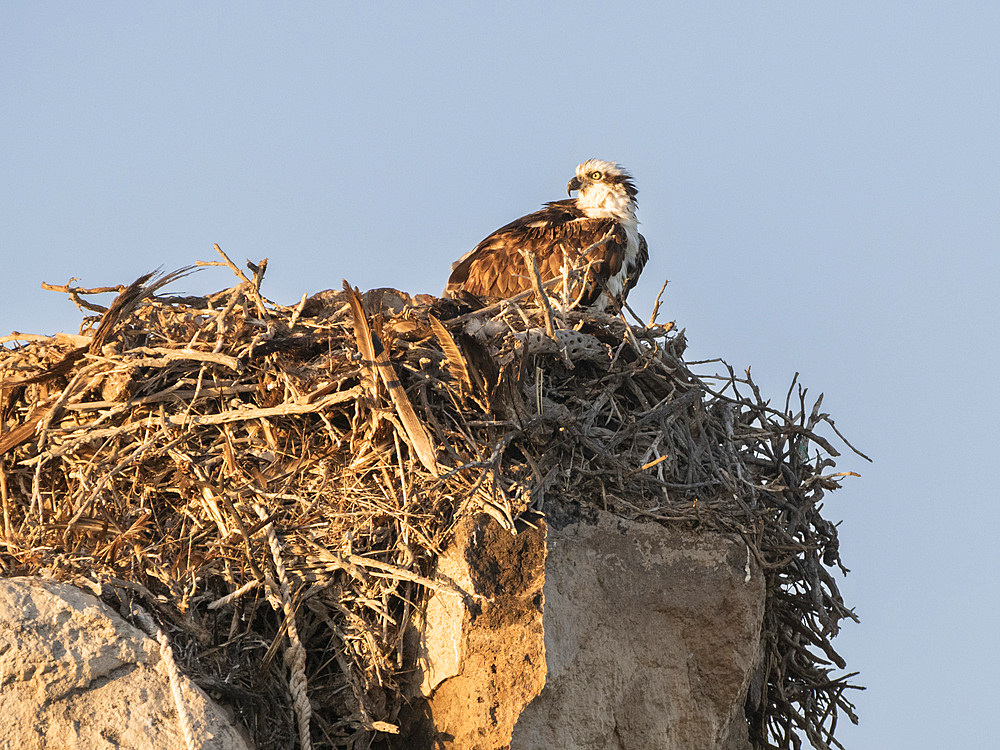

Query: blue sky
[[3, 3, 999, 747]]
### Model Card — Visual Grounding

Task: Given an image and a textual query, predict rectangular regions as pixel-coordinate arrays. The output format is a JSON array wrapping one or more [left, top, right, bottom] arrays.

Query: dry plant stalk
[[0, 258, 866, 750]]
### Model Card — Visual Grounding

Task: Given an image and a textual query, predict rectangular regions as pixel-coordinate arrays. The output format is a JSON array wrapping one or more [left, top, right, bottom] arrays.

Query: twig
[[521, 249, 557, 339], [648, 278, 670, 326], [201, 244, 271, 320]]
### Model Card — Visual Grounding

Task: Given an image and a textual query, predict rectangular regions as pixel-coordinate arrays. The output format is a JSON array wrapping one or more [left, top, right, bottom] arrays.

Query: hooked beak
[[567, 176, 582, 196]]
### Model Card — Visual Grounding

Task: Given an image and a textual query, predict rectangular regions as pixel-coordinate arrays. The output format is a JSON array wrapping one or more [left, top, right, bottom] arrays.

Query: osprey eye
[[590, 171, 603, 180]]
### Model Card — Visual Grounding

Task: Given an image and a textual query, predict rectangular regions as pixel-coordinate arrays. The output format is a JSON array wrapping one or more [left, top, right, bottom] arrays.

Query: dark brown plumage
[[444, 160, 648, 311]]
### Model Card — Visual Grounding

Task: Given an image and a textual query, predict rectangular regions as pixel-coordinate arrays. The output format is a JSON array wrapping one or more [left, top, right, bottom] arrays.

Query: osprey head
[[566, 159, 638, 221]]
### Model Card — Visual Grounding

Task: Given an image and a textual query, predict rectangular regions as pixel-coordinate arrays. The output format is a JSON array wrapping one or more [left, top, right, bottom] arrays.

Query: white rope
[[206, 578, 259, 610], [255, 504, 312, 750], [133, 607, 198, 750]]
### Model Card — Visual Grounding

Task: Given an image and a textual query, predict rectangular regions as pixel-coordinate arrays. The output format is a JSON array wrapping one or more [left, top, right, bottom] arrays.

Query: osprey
[[445, 160, 648, 312]]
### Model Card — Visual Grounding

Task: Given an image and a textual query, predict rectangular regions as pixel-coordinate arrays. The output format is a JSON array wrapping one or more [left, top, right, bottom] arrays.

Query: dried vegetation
[[0, 249, 866, 749]]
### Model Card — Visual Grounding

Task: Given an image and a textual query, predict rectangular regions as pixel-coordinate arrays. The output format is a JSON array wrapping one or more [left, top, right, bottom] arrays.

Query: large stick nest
[[0, 253, 865, 750]]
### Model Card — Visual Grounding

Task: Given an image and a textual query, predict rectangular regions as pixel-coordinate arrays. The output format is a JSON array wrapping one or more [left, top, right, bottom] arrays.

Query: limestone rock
[[510, 512, 765, 750], [409, 510, 765, 750], [400, 514, 547, 750], [0, 577, 252, 750]]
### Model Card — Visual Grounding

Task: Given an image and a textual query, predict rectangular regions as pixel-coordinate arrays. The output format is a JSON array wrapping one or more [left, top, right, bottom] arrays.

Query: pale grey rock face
[[0, 577, 252, 750], [407, 511, 764, 750], [509, 512, 765, 750]]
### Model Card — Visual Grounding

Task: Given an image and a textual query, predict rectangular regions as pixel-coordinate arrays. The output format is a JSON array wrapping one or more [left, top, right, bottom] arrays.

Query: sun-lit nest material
[[0, 251, 866, 750]]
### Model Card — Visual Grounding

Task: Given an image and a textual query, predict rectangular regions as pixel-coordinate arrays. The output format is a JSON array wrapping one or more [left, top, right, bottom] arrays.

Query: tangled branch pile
[[0, 255, 864, 750]]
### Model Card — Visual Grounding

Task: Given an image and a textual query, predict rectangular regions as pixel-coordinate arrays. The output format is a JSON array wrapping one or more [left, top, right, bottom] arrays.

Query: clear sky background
[[3, 3, 998, 747]]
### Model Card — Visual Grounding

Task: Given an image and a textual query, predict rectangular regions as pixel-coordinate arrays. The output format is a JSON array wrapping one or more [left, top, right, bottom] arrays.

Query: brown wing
[[446, 202, 629, 307]]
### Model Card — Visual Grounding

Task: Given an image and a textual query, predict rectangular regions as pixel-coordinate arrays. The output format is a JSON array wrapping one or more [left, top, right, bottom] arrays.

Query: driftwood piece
[[343, 282, 439, 476]]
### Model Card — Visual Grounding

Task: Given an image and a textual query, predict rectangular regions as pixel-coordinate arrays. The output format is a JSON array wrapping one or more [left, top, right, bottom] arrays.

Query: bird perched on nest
[[444, 159, 648, 312]]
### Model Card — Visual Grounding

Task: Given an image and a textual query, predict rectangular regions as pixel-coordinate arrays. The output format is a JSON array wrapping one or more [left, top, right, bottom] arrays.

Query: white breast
[[575, 183, 635, 221], [575, 189, 641, 310], [599, 219, 641, 310]]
